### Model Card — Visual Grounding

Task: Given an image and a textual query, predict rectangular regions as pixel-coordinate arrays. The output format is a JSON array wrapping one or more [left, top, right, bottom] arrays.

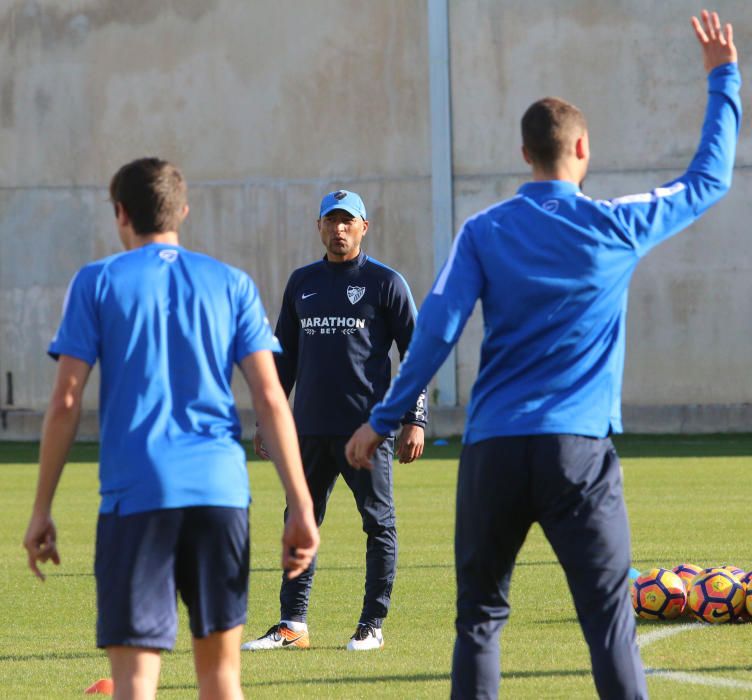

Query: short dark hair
[[109, 158, 187, 235], [521, 98, 587, 169]]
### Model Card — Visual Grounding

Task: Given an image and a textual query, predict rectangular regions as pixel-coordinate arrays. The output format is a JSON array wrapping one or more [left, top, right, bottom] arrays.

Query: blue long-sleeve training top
[[275, 250, 427, 436], [370, 62, 741, 443]]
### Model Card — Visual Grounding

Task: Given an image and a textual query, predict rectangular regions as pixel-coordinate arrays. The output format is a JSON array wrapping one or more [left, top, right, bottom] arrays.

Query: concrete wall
[[1, 0, 751, 438]]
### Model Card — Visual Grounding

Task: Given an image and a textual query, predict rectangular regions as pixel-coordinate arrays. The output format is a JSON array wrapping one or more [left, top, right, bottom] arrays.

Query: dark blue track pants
[[280, 435, 396, 628], [451, 435, 647, 700]]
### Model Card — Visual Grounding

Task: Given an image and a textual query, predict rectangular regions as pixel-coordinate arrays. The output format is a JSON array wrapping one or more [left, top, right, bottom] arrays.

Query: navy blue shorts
[[95, 506, 249, 650]]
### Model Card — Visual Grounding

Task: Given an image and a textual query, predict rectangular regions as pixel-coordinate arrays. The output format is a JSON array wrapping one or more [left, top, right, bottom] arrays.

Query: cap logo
[[347, 285, 365, 305], [334, 191, 347, 200]]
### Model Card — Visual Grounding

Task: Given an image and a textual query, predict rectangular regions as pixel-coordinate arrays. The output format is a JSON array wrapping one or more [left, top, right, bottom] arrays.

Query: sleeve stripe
[[608, 181, 686, 206], [433, 227, 465, 296]]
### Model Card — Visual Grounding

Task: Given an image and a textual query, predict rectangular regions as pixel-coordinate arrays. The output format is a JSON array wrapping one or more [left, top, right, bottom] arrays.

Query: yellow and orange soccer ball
[[686, 569, 745, 624], [631, 564, 751, 623], [631, 568, 686, 620]]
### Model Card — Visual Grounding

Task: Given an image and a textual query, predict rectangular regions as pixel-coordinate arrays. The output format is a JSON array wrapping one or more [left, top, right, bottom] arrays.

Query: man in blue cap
[[243, 190, 427, 652]]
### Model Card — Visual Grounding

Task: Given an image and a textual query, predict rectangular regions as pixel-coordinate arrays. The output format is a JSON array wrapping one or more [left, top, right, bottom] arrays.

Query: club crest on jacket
[[347, 286, 365, 305]]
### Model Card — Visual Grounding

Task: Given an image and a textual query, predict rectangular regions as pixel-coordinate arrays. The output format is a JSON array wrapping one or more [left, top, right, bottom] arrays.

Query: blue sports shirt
[[370, 63, 741, 442], [49, 243, 281, 514]]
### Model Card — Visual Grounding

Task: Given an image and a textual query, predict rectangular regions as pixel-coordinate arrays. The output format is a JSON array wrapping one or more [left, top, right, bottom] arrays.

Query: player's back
[[55, 243, 259, 514], [464, 182, 639, 440]]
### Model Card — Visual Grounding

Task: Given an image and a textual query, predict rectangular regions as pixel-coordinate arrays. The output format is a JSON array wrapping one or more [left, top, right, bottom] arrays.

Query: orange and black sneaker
[[241, 623, 310, 651]]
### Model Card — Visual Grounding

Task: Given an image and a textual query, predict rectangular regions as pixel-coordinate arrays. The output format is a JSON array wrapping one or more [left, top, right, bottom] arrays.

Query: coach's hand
[[23, 512, 60, 581], [396, 424, 424, 464], [345, 423, 384, 470], [692, 9, 737, 73], [282, 506, 319, 579]]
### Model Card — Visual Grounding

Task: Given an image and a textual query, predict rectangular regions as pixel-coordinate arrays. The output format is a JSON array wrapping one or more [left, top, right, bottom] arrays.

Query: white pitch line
[[637, 622, 700, 648], [646, 669, 752, 690], [639, 623, 752, 691]]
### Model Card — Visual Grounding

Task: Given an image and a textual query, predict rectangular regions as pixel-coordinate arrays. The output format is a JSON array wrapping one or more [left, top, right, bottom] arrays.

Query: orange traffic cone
[[84, 678, 114, 695]]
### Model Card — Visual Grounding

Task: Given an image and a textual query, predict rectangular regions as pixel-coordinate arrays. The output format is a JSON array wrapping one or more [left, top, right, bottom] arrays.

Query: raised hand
[[692, 9, 737, 73]]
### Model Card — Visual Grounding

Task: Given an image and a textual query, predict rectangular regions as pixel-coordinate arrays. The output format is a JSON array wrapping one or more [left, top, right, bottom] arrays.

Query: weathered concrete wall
[[448, 0, 752, 423], [1, 0, 751, 439]]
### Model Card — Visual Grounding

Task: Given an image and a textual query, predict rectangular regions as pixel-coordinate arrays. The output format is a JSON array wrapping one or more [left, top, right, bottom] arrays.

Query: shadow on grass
[[250, 561, 453, 574], [613, 434, 752, 459], [160, 672, 451, 692], [0, 651, 104, 662], [250, 559, 561, 574], [536, 617, 580, 625], [1, 648, 192, 664], [504, 668, 591, 679], [0, 442, 99, 464], [249, 672, 451, 688], [647, 664, 752, 674]]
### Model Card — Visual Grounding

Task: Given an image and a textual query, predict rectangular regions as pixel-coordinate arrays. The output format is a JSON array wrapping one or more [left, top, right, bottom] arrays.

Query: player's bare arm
[[692, 9, 737, 72], [396, 424, 425, 464], [23, 355, 91, 581], [240, 351, 319, 578]]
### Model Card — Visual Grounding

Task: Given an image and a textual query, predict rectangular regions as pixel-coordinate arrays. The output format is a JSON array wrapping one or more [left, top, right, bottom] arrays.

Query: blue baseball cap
[[319, 190, 367, 220]]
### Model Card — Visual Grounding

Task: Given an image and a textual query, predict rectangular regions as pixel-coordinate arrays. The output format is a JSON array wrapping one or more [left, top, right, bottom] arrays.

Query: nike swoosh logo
[[281, 634, 304, 646], [302, 292, 317, 299]]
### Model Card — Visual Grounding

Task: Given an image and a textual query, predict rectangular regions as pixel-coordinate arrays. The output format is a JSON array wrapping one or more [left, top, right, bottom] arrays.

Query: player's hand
[[345, 423, 384, 470], [281, 506, 319, 579], [692, 9, 737, 73], [23, 512, 60, 581], [396, 424, 424, 464], [253, 431, 270, 460]]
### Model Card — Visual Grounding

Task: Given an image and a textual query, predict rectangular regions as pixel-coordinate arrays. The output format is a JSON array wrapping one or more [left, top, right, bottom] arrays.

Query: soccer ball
[[741, 571, 752, 620], [672, 563, 703, 616], [688, 567, 728, 589], [721, 565, 745, 579], [631, 568, 686, 620], [687, 570, 745, 623], [672, 563, 703, 591]]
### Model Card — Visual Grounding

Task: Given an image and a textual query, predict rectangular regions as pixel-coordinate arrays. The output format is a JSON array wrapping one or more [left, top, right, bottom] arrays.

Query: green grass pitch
[[1, 435, 751, 698]]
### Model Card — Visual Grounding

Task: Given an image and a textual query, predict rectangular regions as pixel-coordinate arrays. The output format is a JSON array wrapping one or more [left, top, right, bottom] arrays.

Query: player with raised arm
[[23, 158, 319, 700], [347, 11, 740, 698], [243, 190, 427, 652]]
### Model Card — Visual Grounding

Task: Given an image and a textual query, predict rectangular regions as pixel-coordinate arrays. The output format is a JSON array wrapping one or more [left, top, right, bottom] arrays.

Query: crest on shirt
[[346, 285, 365, 305], [159, 249, 179, 263], [542, 200, 559, 214]]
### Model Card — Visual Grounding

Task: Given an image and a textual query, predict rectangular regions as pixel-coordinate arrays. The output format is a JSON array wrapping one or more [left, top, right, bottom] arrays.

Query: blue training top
[[370, 63, 741, 443], [49, 243, 281, 515], [275, 251, 427, 436]]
